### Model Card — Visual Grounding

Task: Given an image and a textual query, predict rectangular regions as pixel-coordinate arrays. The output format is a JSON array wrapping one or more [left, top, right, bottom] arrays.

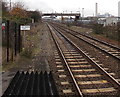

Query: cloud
[[7, 0, 119, 16], [24, 0, 53, 11]]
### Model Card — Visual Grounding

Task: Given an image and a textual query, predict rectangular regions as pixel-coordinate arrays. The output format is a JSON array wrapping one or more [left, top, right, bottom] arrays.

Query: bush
[[20, 47, 33, 58], [93, 23, 103, 34]]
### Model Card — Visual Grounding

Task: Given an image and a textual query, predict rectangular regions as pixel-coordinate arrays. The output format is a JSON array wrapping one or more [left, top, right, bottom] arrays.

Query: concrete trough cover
[[2, 71, 59, 96]]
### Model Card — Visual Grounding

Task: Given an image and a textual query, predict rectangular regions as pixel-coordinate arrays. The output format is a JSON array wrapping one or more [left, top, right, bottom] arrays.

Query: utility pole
[[10, 0, 11, 11]]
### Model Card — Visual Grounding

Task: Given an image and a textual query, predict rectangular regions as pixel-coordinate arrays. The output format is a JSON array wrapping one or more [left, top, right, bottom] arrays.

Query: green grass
[[2, 61, 17, 71]]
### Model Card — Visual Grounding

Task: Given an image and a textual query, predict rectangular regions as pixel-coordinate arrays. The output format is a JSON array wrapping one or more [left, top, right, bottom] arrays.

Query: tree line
[[2, 0, 41, 24]]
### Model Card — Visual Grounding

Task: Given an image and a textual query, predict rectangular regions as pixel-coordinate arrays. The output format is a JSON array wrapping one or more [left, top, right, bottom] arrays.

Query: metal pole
[[14, 23, 17, 56], [24, 30, 25, 48], [18, 24, 21, 53], [6, 20, 9, 62]]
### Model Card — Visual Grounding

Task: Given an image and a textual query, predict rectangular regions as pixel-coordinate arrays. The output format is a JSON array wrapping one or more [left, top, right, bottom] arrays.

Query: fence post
[[6, 20, 9, 62], [18, 24, 22, 53], [14, 23, 17, 56]]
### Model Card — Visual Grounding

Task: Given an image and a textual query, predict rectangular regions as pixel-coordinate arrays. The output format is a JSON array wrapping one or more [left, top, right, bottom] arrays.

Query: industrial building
[[118, 1, 120, 17]]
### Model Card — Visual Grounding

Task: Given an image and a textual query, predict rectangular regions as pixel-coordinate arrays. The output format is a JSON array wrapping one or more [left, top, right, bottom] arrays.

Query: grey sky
[[7, 0, 120, 16]]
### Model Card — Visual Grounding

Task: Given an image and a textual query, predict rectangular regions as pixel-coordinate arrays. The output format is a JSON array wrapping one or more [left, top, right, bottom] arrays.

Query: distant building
[[97, 13, 113, 17], [98, 17, 118, 26], [105, 17, 118, 26], [98, 18, 106, 25], [118, 1, 120, 17]]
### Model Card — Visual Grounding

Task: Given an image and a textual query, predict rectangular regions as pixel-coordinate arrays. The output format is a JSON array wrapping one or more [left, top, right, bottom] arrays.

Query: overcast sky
[[7, 0, 120, 16]]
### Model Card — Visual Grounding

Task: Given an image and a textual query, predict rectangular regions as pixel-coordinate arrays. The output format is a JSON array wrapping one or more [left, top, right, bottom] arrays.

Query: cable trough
[[2, 71, 59, 96]]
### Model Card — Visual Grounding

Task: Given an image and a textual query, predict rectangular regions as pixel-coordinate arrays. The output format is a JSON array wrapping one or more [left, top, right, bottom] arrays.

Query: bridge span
[[42, 13, 81, 17]]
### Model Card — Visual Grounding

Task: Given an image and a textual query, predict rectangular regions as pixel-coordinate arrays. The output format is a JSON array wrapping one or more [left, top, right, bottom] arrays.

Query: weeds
[[20, 47, 33, 58]]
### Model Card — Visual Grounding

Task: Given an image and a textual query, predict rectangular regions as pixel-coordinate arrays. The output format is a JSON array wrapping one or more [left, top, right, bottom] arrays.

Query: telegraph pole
[[10, 0, 11, 10]]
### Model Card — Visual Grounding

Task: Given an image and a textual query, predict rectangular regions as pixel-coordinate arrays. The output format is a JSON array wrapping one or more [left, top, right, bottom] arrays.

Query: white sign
[[2, 23, 5, 26], [20, 25, 30, 31]]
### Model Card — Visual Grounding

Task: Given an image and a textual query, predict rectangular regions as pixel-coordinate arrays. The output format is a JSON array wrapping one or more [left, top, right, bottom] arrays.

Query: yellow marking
[[78, 80, 108, 85], [116, 79, 120, 81], [98, 64, 103, 66], [55, 56, 60, 58], [57, 65, 63, 67], [91, 58, 96, 59], [99, 87, 116, 92], [69, 50, 76, 51], [61, 81, 69, 85], [65, 56, 82, 58], [94, 60, 99, 63], [63, 89, 73, 94], [82, 87, 116, 93], [75, 74, 101, 78], [103, 68, 109, 70], [66, 59, 85, 61], [58, 70, 64, 72], [82, 89, 99, 93], [64, 52, 76, 54], [72, 69, 96, 72], [65, 54, 72, 56], [87, 74, 101, 77], [70, 65, 91, 67], [68, 61, 88, 64], [108, 73, 115, 76], [55, 59, 61, 61], [71, 54, 81, 56], [59, 75, 66, 78], [56, 62, 62, 64]]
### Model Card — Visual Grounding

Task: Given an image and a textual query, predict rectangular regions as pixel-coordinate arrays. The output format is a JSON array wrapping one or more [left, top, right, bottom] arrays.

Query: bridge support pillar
[[75, 15, 80, 21], [61, 16, 64, 21]]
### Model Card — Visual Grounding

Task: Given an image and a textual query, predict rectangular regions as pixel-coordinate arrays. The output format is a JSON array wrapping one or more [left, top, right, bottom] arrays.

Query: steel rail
[[47, 23, 84, 97]]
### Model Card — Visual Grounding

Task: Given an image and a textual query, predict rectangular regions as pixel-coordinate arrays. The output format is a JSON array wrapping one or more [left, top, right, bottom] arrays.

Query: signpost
[[20, 25, 30, 31], [20, 25, 31, 48]]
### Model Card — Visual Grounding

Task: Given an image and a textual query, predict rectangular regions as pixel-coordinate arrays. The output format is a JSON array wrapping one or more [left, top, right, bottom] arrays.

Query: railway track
[[47, 23, 120, 96], [50, 22, 120, 85], [51, 22, 120, 61]]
